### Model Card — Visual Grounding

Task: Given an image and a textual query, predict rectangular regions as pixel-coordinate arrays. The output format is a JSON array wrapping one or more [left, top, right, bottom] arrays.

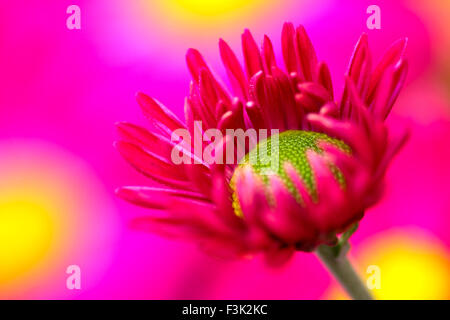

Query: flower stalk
[[316, 244, 373, 300]]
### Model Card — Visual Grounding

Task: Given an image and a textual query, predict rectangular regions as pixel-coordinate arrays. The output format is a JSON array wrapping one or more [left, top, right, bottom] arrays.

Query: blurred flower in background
[[0, 140, 118, 299], [0, 0, 449, 299]]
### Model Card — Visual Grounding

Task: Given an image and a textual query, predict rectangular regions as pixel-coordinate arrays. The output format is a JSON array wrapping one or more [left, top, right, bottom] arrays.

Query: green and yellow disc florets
[[231, 130, 351, 217]]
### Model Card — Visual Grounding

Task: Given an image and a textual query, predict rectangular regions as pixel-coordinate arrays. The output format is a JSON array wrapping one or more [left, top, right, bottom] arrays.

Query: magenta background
[[0, 0, 449, 299]]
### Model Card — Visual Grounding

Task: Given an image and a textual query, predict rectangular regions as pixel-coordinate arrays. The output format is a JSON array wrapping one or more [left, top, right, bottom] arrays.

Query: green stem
[[316, 244, 374, 300]]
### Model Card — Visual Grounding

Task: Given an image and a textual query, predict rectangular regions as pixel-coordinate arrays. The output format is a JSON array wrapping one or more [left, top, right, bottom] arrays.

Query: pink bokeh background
[[0, 0, 449, 299]]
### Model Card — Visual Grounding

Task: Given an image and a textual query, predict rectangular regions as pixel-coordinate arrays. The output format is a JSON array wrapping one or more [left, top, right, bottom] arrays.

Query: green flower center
[[231, 130, 350, 217]]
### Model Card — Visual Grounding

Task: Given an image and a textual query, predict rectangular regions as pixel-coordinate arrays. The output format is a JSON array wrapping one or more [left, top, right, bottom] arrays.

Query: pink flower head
[[115, 23, 409, 264]]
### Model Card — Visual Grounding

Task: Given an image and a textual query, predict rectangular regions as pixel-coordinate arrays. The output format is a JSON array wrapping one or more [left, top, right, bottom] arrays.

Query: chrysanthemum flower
[[115, 23, 408, 271]]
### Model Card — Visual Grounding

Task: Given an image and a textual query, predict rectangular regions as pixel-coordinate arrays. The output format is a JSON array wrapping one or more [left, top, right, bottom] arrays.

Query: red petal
[[262, 35, 277, 74], [116, 186, 210, 209], [295, 25, 318, 82], [263, 175, 318, 244], [115, 141, 189, 187], [242, 29, 263, 78], [366, 38, 408, 105], [136, 92, 186, 133], [219, 38, 248, 100], [318, 62, 334, 99], [186, 48, 209, 83], [281, 22, 299, 75]]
